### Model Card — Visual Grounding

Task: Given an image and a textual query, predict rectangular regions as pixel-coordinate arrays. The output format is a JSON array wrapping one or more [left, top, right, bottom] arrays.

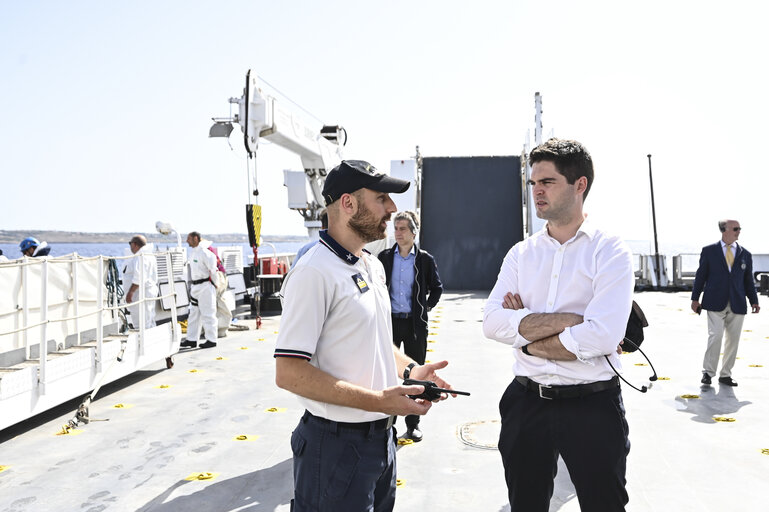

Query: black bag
[[623, 301, 648, 352]]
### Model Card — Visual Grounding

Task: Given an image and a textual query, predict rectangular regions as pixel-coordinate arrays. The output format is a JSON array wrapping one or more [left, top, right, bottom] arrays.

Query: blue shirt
[[292, 240, 319, 269], [390, 246, 415, 314]]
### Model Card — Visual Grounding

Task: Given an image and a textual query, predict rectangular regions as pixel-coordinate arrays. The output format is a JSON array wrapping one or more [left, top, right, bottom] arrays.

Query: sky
[[2, 1, 768, 253]]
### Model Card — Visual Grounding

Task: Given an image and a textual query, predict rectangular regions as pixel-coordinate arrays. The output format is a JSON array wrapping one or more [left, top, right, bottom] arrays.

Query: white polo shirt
[[274, 230, 397, 422]]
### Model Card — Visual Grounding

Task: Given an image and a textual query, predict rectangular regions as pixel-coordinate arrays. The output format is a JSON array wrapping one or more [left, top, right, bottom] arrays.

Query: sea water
[[0, 241, 306, 266]]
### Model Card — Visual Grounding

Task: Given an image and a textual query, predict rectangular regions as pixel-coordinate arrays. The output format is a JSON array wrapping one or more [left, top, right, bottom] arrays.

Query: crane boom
[[212, 69, 346, 238]]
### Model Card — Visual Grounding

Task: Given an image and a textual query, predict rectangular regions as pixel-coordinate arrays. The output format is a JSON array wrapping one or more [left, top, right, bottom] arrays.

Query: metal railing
[[0, 251, 180, 395]]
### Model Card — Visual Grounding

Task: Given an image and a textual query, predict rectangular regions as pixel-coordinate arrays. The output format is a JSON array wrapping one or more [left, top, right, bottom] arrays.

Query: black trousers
[[392, 316, 426, 428], [498, 379, 630, 512]]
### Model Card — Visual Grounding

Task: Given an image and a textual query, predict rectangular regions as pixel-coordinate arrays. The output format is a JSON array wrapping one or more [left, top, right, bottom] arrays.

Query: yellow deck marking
[[657, 377, 671, 381], [713, 417, 736, 422], [185, 472, 220, 481], [156, 384, 171, 389], [397, 438, 414, 446], [215, 357, 228, 361], [749, 364, 764, 368], [679, 394, 700, 399], [112, 403, 134, 409], [234, 435, 260, 441], [0, 465, 10, 473], [56, 426, 84, 436], [240, 346, 249, 350], [265, 407, 287, 413], [188, 369, 202, 373], [396, 478, 406, 487]]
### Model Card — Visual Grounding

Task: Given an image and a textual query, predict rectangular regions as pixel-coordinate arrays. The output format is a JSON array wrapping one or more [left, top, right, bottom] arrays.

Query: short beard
[[348, 200, 387, 243]]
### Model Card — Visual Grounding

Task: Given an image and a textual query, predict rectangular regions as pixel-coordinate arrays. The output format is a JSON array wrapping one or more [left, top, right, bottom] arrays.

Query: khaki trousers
[[703, 306, 745, 378]]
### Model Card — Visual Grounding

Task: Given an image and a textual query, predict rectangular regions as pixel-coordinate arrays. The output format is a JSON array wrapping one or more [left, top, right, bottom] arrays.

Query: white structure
[[0, 253, 182, 431]]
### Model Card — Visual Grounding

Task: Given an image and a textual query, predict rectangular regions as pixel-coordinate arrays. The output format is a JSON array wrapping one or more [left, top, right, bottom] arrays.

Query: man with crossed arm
[[483, 138, 635, 512]]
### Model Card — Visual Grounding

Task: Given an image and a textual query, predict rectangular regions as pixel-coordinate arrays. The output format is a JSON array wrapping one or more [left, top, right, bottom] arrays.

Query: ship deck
[[1, 291, 768, 511]]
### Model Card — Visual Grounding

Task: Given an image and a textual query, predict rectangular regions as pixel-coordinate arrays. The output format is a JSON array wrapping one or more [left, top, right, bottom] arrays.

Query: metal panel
[[420, 156, 523, 291], [155, 250, 186, 283]]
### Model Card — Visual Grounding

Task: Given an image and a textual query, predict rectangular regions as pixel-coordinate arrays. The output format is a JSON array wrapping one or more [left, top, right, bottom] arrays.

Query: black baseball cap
[[322, 160, 410, 206]]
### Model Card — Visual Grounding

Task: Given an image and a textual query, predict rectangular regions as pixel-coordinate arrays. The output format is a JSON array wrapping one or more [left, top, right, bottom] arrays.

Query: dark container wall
[[420, 156, 523, 291]]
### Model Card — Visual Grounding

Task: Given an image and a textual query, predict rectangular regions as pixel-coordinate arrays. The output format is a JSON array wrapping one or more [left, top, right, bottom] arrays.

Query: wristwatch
[[403, 362, 417, 379]]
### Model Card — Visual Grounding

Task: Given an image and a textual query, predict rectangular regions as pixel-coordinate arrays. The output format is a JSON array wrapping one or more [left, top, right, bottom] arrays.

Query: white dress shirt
[[720, 240, 738, 271], [483, 221, 635, 385]]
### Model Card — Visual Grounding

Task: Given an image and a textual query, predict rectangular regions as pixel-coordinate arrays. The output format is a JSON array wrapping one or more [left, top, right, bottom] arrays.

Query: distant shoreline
[[0, 230, 307, 244]]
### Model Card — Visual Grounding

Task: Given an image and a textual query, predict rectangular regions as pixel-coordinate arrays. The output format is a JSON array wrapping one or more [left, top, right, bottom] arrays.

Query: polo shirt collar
[[319, 230, 361, 265]]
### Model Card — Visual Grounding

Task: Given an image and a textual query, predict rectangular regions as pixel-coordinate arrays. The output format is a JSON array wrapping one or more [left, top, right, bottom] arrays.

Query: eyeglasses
[[733, 227, 742, 232]]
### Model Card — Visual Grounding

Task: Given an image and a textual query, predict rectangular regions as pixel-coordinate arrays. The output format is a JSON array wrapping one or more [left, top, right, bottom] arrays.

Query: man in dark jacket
[[378, 211, 443, 441], [691, 219, 760, 387]]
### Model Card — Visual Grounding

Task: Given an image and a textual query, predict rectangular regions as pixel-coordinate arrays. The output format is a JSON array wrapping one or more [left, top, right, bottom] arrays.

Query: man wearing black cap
[[275, 160, 456, 511]]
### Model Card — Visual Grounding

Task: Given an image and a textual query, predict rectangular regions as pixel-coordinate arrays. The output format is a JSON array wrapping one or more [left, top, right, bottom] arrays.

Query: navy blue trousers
[[290, 412, 397, 512], [498, 379, 630, 512]]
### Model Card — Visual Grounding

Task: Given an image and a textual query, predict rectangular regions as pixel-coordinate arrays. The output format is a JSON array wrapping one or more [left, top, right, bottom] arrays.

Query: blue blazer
[[691, 242, 758, 314]]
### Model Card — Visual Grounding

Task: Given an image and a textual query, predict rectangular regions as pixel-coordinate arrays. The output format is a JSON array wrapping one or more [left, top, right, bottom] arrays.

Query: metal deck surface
[[1, 291, 768, 511]]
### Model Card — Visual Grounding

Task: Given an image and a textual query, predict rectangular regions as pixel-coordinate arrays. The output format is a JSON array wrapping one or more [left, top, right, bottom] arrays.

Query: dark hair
[[718, 220, 727, 232], [529, 138, 594, 200], [188, 231, 201, 240]]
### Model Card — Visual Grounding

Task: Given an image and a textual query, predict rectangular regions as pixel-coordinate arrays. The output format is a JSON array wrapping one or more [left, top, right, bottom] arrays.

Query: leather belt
[[515, 375, 619, 400], [392, 312, 412, 319], [302, 410, 394, 431], [191, 278, 210, 285]]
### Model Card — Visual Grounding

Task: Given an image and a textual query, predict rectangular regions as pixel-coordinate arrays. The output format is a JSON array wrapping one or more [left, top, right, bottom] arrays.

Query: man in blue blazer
[[691, 219, 760, 386]]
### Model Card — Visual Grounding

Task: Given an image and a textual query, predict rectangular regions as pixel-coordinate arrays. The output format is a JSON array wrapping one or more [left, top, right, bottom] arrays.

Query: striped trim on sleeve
[[274, 349, 312, 360]]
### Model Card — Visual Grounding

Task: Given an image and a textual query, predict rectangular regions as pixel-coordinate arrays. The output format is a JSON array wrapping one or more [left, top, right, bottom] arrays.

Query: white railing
[[0, 252, 179, 394]]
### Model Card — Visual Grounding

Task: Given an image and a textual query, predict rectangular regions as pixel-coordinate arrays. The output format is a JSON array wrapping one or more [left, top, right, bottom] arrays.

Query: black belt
[[392, 312, 411, 319], [515, 375, 619, 400], [302, 410, 394, 431], [191, 278, 210, 285]]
